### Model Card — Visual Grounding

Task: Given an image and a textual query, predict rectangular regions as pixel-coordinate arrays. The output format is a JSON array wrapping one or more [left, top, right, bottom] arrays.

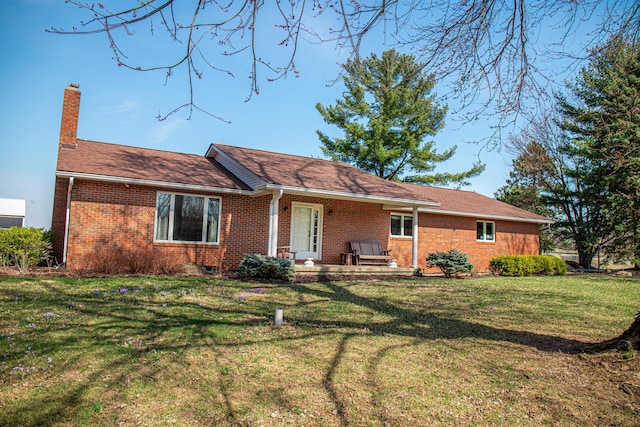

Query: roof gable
[[209, 144, 439, 205]]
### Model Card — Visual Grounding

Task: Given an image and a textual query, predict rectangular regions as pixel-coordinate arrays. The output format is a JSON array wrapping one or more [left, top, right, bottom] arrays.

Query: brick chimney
[[59, 83, 81, 149]]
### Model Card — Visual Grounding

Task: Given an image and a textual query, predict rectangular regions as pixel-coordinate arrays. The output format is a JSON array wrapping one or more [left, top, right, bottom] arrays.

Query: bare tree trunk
[[587, 312, 640, 352], [578, 251, 595, 270]]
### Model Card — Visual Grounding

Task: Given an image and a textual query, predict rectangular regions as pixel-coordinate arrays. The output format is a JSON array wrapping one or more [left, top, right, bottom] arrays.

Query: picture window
[[155, 192, 220, 244]]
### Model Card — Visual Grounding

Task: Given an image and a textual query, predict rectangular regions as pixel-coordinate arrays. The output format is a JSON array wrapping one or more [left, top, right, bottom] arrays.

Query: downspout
[[267, 189, 283, 257], [412, 206, 419, 269], [62, 176, 74, 265]]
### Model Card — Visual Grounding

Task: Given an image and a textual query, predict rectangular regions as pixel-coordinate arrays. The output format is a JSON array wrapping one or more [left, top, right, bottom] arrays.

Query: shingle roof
[[396, 183, 551, 222], [210, 144, 439, 204], [56, 139, 550, 223], [56, 139, 250, 191]]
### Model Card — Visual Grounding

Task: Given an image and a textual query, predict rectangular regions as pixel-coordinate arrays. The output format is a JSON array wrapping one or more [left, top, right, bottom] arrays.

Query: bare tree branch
[[49, 0, 640, 132]]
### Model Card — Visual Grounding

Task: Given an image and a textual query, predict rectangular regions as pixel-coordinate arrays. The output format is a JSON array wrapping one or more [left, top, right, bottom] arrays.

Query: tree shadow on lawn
[[0, 278, 598, 427], [288, 281, 598, 427], [292, 281, 588, 352], [0, 279, 346, 426]]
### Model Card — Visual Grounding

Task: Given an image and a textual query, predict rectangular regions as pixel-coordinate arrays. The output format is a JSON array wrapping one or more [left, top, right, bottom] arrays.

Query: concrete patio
[[293, 263, 418, 278]]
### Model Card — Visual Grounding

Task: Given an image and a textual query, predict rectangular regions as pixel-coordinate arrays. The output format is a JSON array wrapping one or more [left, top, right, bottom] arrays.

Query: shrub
[[426, 250, 474, 278], [0, 227, 51, 273], [531, 255, 567, 275], [237, 254, 295, 282], [489, 255, 534, 277], [489, 255, 566, 276]]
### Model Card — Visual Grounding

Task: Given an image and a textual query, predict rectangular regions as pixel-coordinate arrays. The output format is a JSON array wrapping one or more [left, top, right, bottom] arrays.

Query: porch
[[293, 262, 418, 278]]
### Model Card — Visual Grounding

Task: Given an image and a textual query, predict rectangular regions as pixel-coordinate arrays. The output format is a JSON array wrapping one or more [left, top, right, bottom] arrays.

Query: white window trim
[[477, 221, 495, 242], [390, 212, 413, 238], [154, 191, 222, 244]]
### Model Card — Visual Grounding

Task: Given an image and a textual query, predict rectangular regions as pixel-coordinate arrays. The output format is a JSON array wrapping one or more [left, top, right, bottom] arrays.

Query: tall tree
[[557, 36, 640, 267], [316, 49, 484, 185], [494, 157, 557, 254], [508, 37, 640, 351], [505, 117, 613, 269], [52, 1, 640, 123]]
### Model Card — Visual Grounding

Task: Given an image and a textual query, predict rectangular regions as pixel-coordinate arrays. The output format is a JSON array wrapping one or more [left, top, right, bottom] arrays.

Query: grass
[[0, 274, 638, 426]]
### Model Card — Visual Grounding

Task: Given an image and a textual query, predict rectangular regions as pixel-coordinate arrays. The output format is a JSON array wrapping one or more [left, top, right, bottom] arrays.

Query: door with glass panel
[[290, 203, 323, 260]]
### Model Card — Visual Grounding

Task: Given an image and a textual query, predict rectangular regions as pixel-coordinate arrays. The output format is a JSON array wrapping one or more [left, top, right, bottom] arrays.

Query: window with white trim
[[391, 213, 413, 237], [476, 221, 495, 241], [155, 192, 221, 243]]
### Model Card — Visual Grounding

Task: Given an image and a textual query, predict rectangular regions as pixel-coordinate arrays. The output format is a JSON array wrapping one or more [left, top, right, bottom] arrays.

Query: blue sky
[[0, 1, 590, 228]]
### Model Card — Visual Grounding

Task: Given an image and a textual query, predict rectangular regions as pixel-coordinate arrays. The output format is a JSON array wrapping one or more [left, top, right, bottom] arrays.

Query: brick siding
[[388, 213, 539, 273], [52, 179, 540, 272], [260, 194, 538, 271], [54, 179, 272, 271]]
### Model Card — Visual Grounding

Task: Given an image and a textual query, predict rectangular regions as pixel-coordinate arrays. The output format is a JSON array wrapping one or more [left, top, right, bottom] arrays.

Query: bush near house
[[82, 243, 186, 276], [490, 255, 567, 276], [0, 227, 51, 273], [426, 249, 474, 278], [237, 254, 295, 282]]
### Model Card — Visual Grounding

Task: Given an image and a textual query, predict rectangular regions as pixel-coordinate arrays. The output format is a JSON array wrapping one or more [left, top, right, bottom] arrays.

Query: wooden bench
[[349, 240, 392, 266]]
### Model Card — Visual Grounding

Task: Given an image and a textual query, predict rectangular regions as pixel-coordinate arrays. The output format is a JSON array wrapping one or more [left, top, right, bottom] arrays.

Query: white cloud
[[151, 116, 185, 144], [96, 98, 141, 122]]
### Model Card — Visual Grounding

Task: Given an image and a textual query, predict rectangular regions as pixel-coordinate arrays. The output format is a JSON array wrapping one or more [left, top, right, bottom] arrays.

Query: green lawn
[[0, 274, 638, 426]]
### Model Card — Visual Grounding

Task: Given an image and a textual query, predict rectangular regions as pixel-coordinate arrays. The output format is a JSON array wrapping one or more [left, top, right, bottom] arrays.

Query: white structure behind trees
[[0, 198, 26, 229]]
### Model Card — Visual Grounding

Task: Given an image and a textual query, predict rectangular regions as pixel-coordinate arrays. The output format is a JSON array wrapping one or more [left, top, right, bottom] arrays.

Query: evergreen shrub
[[237, 254, 295, 282], [426, 249, 474, 278]]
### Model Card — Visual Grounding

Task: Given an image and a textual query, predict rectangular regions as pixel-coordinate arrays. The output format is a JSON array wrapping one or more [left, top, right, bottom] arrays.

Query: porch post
[[412, 206, 419, 269], [267, 189, 283, 257]]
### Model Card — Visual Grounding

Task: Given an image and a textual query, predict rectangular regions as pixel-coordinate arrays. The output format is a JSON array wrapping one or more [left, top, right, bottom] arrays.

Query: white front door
[[291, 202, 323, 260]]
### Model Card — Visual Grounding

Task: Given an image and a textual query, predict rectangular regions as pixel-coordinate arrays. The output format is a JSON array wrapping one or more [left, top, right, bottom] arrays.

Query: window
[[477, 221, 495, 241], [155, 192, 221, 243], [391, 213, 413, 237]]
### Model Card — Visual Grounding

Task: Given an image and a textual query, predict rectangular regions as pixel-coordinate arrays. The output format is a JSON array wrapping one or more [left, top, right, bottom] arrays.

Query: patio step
[[294, 264, 417, 277]]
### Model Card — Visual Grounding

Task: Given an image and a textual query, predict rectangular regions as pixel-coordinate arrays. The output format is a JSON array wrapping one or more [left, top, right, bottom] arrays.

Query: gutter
[[386, 205, 554, 225], [260, 184, 440, 208], [62, 177, 74, 265], [55, 171, 254, 196]]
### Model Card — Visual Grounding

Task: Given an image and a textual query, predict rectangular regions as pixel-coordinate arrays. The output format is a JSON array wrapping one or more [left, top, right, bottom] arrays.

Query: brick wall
[[276, 195, 391, 265], [387, 213, 540, 272], [53, 179, 540, 272], [276, 197, 538, 271], [56, 179, 271, 271]]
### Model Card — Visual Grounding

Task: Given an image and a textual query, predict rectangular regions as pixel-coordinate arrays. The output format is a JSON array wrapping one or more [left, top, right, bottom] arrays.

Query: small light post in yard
[[274, 308, 283, 326]]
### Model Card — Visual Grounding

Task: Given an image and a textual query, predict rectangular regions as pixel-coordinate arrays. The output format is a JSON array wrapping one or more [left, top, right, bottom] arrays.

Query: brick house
[[52, 84, 551, 273]]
